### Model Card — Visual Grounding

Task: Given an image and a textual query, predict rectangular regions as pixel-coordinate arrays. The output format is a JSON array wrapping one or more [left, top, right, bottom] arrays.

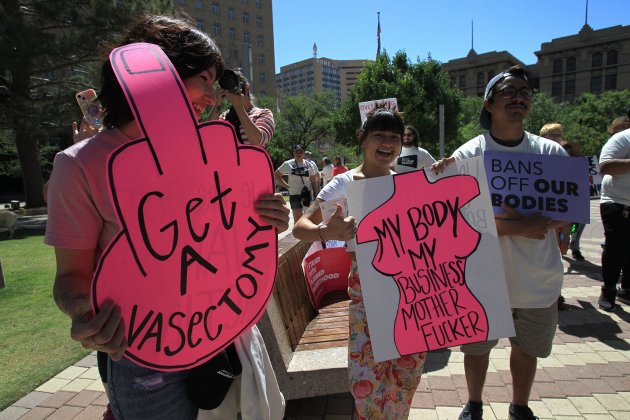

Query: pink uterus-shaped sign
[[356, 170, 488, 355], [91, 43, 277, 371]]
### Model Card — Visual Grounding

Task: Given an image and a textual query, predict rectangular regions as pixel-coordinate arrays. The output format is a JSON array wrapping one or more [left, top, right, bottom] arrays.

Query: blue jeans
[[108, 357, 198, 420]]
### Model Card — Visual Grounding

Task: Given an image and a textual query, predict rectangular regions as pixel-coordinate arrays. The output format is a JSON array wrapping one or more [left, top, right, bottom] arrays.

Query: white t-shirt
[[322, 164, 334, 184], [305, 159, 320, 181], [393, 146, 436, 173], [276, 159, 312, 195], [317, 171, 356, 251], [600, 129, 630, 206], [452, 131, 566, 308]]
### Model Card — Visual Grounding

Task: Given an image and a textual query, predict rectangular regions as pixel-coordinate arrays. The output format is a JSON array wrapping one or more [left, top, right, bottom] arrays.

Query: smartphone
[[75, 89, 104, 129]]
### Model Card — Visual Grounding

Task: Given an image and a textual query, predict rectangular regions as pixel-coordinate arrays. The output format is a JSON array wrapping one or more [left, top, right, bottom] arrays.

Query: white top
[[393, 146, 436, 173], [276, 159, 313, 195], [600, 129, 630, 207], [452, 131, 566, 308], [322, 164, 334, 184], [317, 171, 356, 251]]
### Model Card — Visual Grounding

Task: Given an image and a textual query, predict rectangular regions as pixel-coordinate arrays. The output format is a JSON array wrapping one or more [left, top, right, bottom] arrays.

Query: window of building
[[256, 34, 264, 47], [565, 73, 576, 96], [476, 72, 484, 86], [592, 52, 603, 68], [255, 0, 262, 8], [258, 54, 265, 64], [176, 0, 185, 5], [195, 0, 203, 9], [256, 16, 263, 28], [459, 74, 466, 89], [605, 68, 617, 90], [212, 23, 221, 37], [231, 50, 239, 60], [450, 77, 456, 88], [590, 69, 602, 92], [242, 12, 249, 24], [551, 75, 562, 97], [242, 0, 248, 5], [607, 50, 618, 66], [566, 57, 576, 72], [228, 28, 236, 40], [243, 31, 250, 43], [552, 59, 563, 74], [196, 18, 204, 31], [211, 2, 219, 14], [227, 7, 235, 19], [259, 72, 266, 83]]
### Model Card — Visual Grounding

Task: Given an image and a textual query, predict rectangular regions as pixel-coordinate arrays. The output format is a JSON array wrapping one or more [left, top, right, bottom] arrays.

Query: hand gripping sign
[[91, 43, 277, 371]]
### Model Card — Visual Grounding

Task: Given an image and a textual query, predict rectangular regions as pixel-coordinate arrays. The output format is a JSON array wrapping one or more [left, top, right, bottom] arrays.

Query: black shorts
[[289, 195, 303, 209]]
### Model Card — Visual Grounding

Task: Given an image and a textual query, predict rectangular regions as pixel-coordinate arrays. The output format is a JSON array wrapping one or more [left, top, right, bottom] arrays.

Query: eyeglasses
[[494, 86, 532, 100]]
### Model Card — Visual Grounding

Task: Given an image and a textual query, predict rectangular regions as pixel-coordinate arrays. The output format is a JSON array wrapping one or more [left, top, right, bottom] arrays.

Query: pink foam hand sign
[[91, 43, 277, 371], [356, 170, 489, 356]]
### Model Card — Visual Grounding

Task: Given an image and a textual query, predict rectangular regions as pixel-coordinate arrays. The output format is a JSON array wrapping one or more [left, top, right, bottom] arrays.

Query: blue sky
[[272, 0, 630, 73]]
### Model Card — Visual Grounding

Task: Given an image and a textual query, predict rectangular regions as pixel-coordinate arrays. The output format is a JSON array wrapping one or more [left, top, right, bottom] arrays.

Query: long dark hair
[[100, 15, 225, 128]]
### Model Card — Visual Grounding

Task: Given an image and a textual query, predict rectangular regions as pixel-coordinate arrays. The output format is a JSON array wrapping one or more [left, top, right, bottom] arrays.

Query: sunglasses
[[494, 86, 533, 100]]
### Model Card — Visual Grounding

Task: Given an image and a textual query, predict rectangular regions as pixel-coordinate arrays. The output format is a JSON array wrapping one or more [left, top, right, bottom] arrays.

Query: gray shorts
[[460, 304, 558, 358]]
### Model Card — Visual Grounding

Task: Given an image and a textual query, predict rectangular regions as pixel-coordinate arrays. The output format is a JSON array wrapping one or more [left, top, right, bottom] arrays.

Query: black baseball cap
[[294, 144, 304, 151], [479, 68, 529, 130]]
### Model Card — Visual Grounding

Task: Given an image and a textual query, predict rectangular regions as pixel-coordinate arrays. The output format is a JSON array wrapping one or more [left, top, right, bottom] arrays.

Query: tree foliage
[[0, 0, 173, 206], [267, 92, 336, 166], [523, 90, 630, 156], [334, 51, 463, 158]]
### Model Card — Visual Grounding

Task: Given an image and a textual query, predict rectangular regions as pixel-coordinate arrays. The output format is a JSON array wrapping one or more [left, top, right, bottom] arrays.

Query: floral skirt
[[348, 265, 426, 419]]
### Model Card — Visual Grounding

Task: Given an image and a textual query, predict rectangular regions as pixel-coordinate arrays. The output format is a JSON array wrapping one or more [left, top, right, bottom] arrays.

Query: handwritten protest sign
[[348, 157, 514, 362], [91, 43, 277, 371], [359, 98, 397, 123], [484, 151, 590, 224], [587, 155, 602, 197]]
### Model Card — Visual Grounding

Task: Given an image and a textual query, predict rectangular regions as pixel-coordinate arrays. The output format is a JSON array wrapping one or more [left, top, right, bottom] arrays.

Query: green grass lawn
[[0, 230, 90, 410]]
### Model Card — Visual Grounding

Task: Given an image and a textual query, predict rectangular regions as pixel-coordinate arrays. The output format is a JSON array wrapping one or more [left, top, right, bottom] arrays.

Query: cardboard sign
[[302, 242, 351, 309], [348, 157, 514, 362], [359, 98, 397, 123], [484, 151, 590, 224], [587, 155, 602, 197], [91, 43, 277, 371]]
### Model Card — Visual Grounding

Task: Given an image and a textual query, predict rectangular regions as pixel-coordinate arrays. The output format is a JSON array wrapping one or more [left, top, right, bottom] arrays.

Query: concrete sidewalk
[[2, 200, 630, 419]]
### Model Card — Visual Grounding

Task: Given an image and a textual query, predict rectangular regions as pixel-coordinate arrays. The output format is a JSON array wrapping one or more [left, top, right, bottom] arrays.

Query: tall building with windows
[[177, 0, 276, 97], [442, 50, 526, 97], [275, 57, 369, 107], [442, 23, 630, 100], [535, 24, 630, 101]]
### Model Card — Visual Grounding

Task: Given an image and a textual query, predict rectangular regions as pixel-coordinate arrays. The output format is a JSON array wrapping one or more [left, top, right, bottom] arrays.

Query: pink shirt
[[45, 129, 129, 252]]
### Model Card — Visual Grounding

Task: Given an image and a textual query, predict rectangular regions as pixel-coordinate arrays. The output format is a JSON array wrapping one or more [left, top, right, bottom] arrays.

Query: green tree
[[0, 0, 173, 206], [334, 51, 462, 158], [457, 96, 484, 145], [268, 92, 336, 166]]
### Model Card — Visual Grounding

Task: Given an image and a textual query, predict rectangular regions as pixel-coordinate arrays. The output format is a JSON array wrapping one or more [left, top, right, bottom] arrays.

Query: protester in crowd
[[321, 156, 334, 185], [304, 151, 321, 190], [539, 122, 564, 143], [393, 124, 436, 173], [275, 144, 318, 221], [598, 121, 630, 311], [209, 69, 275, 148], [560, 139, 588, 264], [332, 155, 349, 176], [293, 108, 426, 419], [45, 15, 289, 419], [607, 116, 630, 135], [436, 66, 568, 420]]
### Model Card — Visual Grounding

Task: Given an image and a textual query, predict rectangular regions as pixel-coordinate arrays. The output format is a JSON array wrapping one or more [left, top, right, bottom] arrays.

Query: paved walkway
[[2, 200, 630, 419]]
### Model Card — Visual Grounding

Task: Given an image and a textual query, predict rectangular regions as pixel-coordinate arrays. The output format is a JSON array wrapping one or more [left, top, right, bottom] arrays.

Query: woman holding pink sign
[[46, 15, 288, 420], [294, 108, 426, 419]]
